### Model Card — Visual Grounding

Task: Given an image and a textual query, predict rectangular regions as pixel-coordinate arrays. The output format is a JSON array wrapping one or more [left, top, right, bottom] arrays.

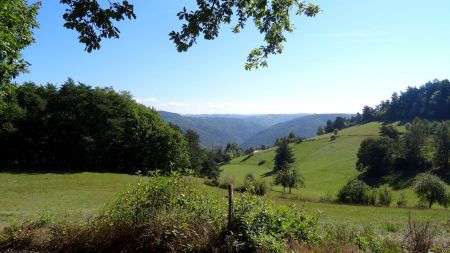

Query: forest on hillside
[[0, 79, 189, 172], [359, 79, 450, 122]]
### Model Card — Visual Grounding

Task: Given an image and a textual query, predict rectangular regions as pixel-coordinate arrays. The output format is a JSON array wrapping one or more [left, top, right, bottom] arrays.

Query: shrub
[[354, 226, 383, 253], [385, 222, 401, 233], [397, 192, 407, 208], [253, 179, 267, 196], [219, 174, 235, 189], [414, 172, 450, 208], [244, 173, 255, 184], [403, 217, 436, 253], [229, 194, 319, 252], [238, 175, 267, 196], [378, 186, 393, 207], [337, 179, 370, 205], [367, 188, 378, 206]]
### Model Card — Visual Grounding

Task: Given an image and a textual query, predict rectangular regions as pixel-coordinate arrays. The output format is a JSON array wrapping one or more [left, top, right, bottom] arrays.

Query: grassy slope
[[0, 172, 138, 226], [221, 122, 447, 205]]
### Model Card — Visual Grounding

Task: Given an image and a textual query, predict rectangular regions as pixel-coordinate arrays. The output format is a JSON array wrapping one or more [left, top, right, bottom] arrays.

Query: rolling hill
[[186, 113, 310, 127], [223, 122, 380, 201], [159, 111, 314, 148], [160, 111, 353, 149], [158, 111, 267, 148], [220, 121, 450, 208], [241, 113, 353, 148]]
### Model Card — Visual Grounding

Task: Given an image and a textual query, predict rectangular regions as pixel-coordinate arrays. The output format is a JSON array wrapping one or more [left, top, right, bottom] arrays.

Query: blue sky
[[16, 1, 450, 114]]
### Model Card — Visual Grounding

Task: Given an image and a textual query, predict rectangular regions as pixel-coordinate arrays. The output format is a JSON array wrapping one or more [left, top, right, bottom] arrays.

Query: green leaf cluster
[[0, 0, 40, 83], [169, 0, 320, 70]]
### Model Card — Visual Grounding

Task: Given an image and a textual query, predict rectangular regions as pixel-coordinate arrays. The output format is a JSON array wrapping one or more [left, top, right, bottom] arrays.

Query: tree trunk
[[289, 187, 292, 194]]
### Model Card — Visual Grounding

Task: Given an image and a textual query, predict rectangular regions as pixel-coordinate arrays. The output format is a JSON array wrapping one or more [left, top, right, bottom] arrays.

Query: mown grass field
[[0, 171, 139, 226], [220, 122, 447, 205]]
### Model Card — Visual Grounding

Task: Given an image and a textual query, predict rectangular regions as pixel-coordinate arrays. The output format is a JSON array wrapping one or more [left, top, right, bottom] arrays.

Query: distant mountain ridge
[[241, 114, 353, 148], [185, 113, 310, 127], [158, 111, 267, 148], [159, 111, 353, 149]]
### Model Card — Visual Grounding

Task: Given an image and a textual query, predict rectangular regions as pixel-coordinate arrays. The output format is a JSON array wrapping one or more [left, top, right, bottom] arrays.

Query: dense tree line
[[316, 79, 450, 135], [0, 80, 190, 172], [359, 79, 450, 122]]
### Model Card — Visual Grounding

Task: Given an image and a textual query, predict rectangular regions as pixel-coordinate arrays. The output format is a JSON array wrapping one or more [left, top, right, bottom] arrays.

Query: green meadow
[[220, 122, 442, 205], [0, 171, 139, 226], [1, 172, 448, 236]]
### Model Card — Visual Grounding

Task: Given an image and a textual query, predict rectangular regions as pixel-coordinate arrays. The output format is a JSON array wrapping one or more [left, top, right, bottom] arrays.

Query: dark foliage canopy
[[356, 137, 396, 176], [433, 122, 450, 170], [360, 79, 450, 122], [0, 79, 190, 172]]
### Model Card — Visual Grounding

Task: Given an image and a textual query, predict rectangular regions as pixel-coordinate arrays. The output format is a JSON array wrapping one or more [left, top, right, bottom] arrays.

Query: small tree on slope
[[414, 172, 450, 208]]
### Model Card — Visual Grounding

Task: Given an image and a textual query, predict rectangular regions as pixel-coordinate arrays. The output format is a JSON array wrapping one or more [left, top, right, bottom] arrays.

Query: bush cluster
[[235, 173, 268, 196], [337, 179, 393, 207], [229, 195, 319, 252]]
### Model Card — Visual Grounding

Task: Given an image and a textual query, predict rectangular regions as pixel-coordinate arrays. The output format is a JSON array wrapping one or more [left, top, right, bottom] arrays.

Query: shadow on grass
[[261, 170, 277, 178], [358, 170, 418, 190], [240, 154, 253, 163]]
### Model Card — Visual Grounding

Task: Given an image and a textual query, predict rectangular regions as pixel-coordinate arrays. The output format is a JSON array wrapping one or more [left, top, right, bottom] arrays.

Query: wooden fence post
[[227, 184, 234, 231]]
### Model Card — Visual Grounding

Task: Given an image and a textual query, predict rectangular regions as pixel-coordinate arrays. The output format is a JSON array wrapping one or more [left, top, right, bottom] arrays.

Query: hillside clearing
[[221, 122, 448, 205]]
